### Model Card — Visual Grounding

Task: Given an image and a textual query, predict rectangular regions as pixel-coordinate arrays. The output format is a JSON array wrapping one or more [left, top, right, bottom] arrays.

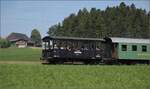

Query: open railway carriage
[[41, 36, 105, 64], [41, 36, 150, 64]]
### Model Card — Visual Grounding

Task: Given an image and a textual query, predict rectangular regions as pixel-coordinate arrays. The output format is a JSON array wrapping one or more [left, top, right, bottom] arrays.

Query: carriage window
[[122, 45, 127, 51], [142, 45, 147, 52], [42, 42, 49, 50], [49, 40, 53, 49], [132, 45, 137, 51]]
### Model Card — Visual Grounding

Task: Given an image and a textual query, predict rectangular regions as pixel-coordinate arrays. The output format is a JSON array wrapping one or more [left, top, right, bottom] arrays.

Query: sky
[[0, 0, 150, 38]]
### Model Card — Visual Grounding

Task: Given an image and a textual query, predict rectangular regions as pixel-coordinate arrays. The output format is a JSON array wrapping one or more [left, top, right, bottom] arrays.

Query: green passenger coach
[[104, 37, 150, 64]]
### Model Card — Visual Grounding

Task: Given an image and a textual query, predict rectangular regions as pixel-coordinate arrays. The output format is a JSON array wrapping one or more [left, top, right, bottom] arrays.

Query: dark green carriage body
[[107, 37, 150, 60], [117, 43, 150, 60]]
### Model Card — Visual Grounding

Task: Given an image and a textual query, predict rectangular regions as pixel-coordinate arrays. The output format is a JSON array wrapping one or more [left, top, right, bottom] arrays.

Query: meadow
[[0, 48, 150, 89], [0, 48, 41, 61], [0, 64, 149, 89]]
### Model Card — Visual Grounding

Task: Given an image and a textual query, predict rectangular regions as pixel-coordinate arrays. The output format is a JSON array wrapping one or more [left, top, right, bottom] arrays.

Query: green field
[[0, 48, 41, 61], [0, 64, 149, 89], [0, 48, 150, 89]]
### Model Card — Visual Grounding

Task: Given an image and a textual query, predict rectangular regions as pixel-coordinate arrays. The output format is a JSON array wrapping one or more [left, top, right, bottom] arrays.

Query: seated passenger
[[84, 47, 88, 50], [54, 44, 58, 49], [96, 47, 100, 50], [60, 47, 64, 49], [67, 46, 72, 51]]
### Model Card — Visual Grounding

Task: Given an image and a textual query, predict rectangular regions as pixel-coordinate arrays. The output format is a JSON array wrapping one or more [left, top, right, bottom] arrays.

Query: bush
[[0, 38, 11, 48]]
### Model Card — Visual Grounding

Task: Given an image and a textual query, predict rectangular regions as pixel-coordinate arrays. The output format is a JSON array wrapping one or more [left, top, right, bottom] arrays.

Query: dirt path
[[0, 61, 41, 64]]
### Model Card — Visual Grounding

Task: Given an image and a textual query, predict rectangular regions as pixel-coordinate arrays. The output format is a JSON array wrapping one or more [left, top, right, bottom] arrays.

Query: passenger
[[81, 46, 84, 50], [96, 47, 100, 50], [60, 46, 64, 49], [67, 46, 72, 51], [84, 47, 88, 50], [56, 43, 60, 49], [54, 44, 58, 49]]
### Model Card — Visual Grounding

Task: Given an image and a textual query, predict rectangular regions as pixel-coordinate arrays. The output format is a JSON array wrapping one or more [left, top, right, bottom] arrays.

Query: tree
[[0, 38, 11, 48], [31, 29, 41, 46], [47, 2, 150, 38], [76, 8, 89, 37], [48, 24, 59, 36]]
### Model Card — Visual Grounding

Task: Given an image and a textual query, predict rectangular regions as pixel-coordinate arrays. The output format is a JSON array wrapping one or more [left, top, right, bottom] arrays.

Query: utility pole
[[0, 18, 1, 39], [0, 19, 1, 39], [0, 27, 1, 39], [0, 0, 1, 39]]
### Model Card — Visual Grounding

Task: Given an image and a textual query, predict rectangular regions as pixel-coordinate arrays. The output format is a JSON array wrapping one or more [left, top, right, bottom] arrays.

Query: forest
[[48, 2, 150, 38]]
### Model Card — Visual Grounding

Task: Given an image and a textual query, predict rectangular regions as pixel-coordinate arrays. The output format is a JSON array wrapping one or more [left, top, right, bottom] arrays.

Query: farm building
[[7, 32, 34, 48]]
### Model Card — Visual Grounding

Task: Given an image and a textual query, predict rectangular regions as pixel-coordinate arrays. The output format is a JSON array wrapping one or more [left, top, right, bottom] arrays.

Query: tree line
[[48, 2, 150, 38]]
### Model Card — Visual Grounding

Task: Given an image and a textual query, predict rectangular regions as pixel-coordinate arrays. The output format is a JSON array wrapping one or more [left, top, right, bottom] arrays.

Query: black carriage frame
[[41, 36, 106, 64]]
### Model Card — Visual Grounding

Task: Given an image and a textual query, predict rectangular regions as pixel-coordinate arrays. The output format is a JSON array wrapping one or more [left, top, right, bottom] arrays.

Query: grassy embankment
[[0, 48, 41, 61]]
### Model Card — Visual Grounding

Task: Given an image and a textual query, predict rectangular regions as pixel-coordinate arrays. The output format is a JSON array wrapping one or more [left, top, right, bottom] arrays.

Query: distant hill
[[48, 2, 150, 38]]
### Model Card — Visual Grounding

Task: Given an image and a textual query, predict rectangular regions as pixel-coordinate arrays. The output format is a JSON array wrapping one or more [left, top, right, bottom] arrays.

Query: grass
[[0, 64, 150, 89], [0, 48, 150, 89], [0, 48, 41, 61]]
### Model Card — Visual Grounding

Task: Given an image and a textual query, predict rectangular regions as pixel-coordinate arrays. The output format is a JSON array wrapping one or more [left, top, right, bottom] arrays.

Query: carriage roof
[[42, 36, 104, 41], [107, 37, 150, 44], [42, 36, 150, 44]]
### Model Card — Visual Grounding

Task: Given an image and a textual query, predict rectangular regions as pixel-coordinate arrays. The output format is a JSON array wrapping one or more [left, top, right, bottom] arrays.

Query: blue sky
[[0, 0, 150, 38]]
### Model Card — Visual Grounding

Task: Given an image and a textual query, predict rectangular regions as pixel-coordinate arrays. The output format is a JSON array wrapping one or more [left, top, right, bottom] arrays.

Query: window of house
[[142, 45, 147, 52], [122, 45, 127, 51], [132, 45, 137, 51]]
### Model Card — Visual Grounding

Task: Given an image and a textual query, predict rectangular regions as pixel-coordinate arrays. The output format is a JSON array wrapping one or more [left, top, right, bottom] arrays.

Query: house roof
[[7, 32, 29, 42], [109, 37, 150, 44]]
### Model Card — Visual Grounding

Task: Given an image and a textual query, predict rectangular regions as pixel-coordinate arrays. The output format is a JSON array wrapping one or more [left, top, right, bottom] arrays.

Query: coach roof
[[42, 36, 104, 41], [109, 37, 150, 44]]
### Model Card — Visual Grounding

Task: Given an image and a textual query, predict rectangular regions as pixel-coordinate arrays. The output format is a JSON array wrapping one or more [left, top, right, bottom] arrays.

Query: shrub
[[0, 38, 11, 48]]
